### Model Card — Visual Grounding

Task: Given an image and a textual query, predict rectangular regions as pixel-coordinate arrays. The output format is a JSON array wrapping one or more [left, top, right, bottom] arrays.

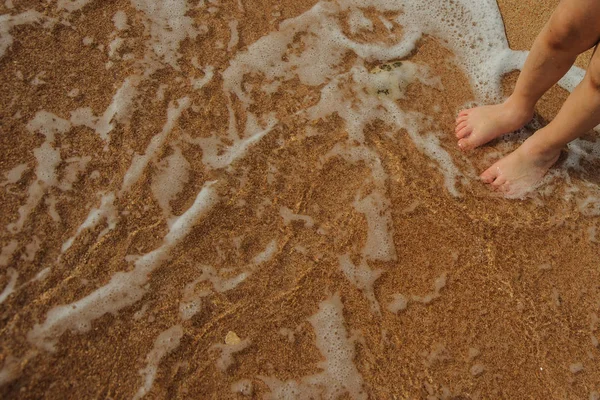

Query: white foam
[[178, 238, 276, 313], [412, 272, 447, 304], [107, 37, 124, 59], [2, 163, 28, 185], [28, 181, 219, 351], [22, 236, 40, 262], [122, 97, 190, 192], [70, 76, 139, 143], [131, 0, 198, 68], [386, 293, 407, 313], [354, 191, 396, 261], [227, 20, 239, 52], [0, 268, 18, 304], [0, 11, 45, 59], [231, 379, 253, 396], [193, 113, 277, 170], [0, 356, 20, 386], [191, 65, 214, 90], [7, 112, 71, 233], [279, 327, 297, 343], [151, 146, 190, 223], [59, 156, 91, 191], [280, 206, 315, 228], [113, 10, 128, 31], [133, 325, 184, 400], [32, 267, 51, 282], [0, 240, 18, 267], [179, 280, 209, 321], [57, 0, 92, 12], [262, 294, 366, 399], [347, 9, 373, 35], [338, 254, 382, 313], [61, 192, 118, 252], [569, 362, 584, 374], [367, 61, 439, 100], [251, 239, 277, 264], [199, 265, 249, 293], [378, 16, 393, 31]]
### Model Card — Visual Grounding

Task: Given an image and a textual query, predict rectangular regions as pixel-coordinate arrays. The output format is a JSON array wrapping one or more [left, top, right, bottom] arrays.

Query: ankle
[[503, 95, 535, 117], [521, 132, 562, 161]]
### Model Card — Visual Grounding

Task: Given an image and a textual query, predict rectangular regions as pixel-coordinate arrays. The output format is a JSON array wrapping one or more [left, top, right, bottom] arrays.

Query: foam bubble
[[133, 325, 184, 400], [122, 97, 190, 192], [61, 192, 118, 253], [22, 236, 40, 262], [412, 272, 447, 304], [28, 182, 219, 351], [2, 163, 28, 185], [113, 10, 128, 31], [0, 356, 20, 386], [0, 267, 18, 305], [347, 9, 373, 35], [251, 239, 278, 264], [354, 191, 396, 261], [262, 294, 367, 399], [131, 0, 198, 68], [386, 294, 408, 313], [0, 11, 45, 59], [57, 0, 92, 12], [231, 379, 253, 396], [191, 66, 214, 90], [569, 362, 584, 374], [192, 112, 277, 170], [151, 146, 190, 223], [339, 254, 383, 313], [70, 77, 139, 143]]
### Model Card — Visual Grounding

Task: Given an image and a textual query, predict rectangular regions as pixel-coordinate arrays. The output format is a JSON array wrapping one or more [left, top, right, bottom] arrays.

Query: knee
[[542, 14, 581, 51]]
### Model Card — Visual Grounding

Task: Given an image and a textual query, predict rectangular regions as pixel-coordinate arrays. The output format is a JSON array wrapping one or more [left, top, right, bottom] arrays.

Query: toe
[[456, 125, 471, 139], [455, 121, 468, 133], [491, 176, 507, 189], [480, 165, 499, 184], [499, 183, 512, 194], [458, 109, 471, 117], [458, 137, 474, 151], [456, 115, 468, 124]]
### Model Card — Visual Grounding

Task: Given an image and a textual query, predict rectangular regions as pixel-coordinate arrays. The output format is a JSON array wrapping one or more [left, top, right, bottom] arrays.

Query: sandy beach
[[1, 0, 600, 398]]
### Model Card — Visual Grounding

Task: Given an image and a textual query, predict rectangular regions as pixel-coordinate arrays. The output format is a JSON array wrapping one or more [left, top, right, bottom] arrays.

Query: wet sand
[[1, 0, 600, 399]]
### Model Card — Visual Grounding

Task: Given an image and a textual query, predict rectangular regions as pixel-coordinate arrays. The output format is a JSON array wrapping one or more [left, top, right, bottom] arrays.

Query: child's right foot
[[454, 99, 534, 151]]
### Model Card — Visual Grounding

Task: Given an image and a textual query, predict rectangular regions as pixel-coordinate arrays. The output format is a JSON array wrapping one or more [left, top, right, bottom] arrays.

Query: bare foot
[[479, 134, 561, 198], [455, 98, 534, 151]]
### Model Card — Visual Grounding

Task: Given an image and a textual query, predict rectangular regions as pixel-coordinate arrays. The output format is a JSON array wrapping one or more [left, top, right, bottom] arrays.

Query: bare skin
[[455, 0, 600, 197], [455, 99, 533, 151]]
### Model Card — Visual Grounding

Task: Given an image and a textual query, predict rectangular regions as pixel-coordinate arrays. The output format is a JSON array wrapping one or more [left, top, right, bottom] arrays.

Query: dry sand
[[1, 0, 600, 399]]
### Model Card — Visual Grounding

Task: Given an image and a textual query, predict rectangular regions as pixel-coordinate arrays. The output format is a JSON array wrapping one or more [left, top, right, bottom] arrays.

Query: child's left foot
[[479, 133, 561, 198]]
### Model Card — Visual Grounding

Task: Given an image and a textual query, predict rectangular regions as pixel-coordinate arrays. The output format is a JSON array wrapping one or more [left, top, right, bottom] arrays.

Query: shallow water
[[1, 0, 600, 398]]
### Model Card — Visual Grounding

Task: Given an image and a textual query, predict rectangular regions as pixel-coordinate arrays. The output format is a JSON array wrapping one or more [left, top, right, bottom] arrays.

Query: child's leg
[[481, 45, 600, 197], [455, 0, 600, 151]]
